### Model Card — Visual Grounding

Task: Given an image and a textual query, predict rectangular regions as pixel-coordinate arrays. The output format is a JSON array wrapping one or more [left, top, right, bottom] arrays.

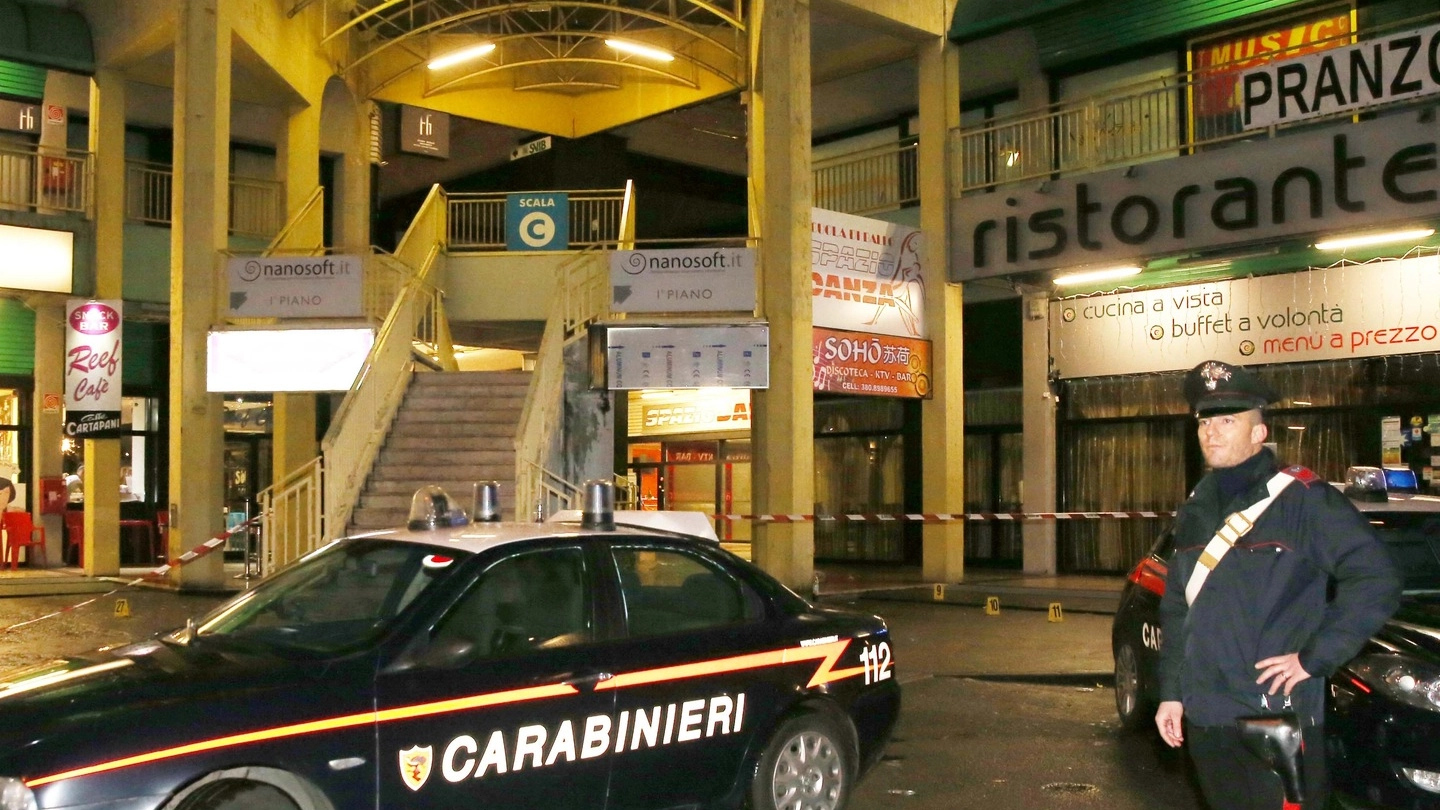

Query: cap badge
[[1199, 361, 1231, 392]]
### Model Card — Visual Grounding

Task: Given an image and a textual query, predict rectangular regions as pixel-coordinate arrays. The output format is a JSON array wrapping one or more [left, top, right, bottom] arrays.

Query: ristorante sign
[[1050, 254, 1440, 378], [950, 112, 1440, 281]]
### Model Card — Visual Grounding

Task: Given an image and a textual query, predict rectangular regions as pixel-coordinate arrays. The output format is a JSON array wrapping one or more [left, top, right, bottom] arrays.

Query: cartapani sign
[[610, 248, 755, 313], [1050, 254, 1440, 378]]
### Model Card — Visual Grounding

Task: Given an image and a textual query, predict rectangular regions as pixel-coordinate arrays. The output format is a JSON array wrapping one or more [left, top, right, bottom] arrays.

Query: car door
[[375, 543, 615, 809], [589, 539, 789, 810]]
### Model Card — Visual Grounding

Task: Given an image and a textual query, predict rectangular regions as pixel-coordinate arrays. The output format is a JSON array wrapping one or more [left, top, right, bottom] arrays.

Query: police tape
[[0, 515, 263, 636], [713, 511, 1175, 523]]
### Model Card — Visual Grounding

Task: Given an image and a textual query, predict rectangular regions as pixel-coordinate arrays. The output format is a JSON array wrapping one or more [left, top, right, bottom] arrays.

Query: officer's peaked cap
[[1183, 360, 1277, 416]]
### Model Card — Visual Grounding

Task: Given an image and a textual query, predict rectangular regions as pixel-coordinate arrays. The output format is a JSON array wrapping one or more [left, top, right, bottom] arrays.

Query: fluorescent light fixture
[[207, 327, 375, 392], [0, 224, 73, 293], [1292, 400, 1312, 406], [605, 38, 674, 62], [1052, 265, 1142, 286], [428, 42, 495, 70], [1314, 227, 1435, 251]]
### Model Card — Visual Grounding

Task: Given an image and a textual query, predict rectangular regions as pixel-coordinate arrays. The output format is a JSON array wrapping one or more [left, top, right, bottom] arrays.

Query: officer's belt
[[1185, 470, 1298, 606]]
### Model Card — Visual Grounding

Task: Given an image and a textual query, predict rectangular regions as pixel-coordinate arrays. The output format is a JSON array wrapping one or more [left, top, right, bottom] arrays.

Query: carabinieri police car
[[0, 482, 898, 810]]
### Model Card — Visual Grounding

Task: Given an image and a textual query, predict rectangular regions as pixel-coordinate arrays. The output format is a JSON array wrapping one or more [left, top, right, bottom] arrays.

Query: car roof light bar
[[583, 480, 616, 530]]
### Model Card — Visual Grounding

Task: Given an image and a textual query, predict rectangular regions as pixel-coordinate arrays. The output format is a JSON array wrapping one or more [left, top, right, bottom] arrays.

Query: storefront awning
[[0, 0, 94, 76]]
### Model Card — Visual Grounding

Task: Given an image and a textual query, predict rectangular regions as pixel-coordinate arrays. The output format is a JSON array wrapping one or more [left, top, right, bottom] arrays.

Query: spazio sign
[[950, 112, 1440, 280]]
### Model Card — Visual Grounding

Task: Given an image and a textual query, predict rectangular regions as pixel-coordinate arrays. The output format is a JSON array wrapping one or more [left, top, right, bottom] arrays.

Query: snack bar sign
[[64, 299, 124, 438], [1050, 254, 1440, 378], [226, 255, 363, 318]]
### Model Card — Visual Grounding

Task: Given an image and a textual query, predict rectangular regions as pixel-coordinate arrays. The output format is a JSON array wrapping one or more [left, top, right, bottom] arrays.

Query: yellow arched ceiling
[[334, 0, 747, 138]]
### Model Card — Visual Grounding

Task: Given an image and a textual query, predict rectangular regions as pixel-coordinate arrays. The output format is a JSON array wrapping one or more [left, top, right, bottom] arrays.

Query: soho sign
[[950, 112, 1440, 281]]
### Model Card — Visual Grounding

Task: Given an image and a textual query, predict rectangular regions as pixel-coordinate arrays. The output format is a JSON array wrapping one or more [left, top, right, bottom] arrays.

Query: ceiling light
[[1314, 227, 1435, 251], [1052, 265, 1142, 286], [428, 42, 496, 70], [605, 39, 674, 62]]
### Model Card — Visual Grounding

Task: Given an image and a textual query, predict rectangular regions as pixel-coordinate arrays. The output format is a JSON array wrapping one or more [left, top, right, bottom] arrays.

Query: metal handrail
[[265, 186, 326, 256], [812, 139, 918, 216], [123, 160, 287, 239], [0, 143, 90, 215], [447, 187, 631, 252], [256, 456, 323, 575], [951, 10, 1440, 193]]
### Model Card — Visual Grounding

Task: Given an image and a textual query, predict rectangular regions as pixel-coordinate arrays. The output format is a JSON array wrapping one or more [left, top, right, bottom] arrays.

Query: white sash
[[1184, 470, 1298, 606]]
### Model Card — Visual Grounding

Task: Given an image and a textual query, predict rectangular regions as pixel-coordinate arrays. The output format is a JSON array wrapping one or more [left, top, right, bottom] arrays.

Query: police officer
[[1155, 360, 1401, 810]]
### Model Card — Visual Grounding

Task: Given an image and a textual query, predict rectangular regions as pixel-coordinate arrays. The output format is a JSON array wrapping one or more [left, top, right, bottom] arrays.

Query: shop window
[[61, 396, 160, 507], [0, 386, 22, 508], [434, 547, 591, 657]]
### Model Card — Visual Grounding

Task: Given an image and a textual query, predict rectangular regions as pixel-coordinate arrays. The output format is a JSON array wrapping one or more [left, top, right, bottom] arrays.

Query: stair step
[[366, 478, 518, 495], [413, 371, 532, 387], [379, 448, 514, 466], [370, 463, 514, 481], [384, 435, 512, 452]]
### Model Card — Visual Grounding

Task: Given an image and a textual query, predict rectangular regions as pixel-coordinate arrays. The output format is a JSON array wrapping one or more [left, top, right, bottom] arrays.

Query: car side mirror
[[390, 636, 477, 673]]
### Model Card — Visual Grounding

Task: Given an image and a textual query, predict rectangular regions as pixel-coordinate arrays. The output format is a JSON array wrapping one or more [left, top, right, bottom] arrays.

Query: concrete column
[[81, 69, 127, 575], [272, 103, 321, 485], [333, 103, 373, 253], [168, 0, 231, 589], [30, 301, 64, 565], [918, 38, 966, 583], [1021, 290, 1057, 574], [747, 0, 814, 592]]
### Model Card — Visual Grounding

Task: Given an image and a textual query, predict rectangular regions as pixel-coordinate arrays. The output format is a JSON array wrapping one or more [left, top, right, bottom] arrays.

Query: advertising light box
[[207, 327, 374, 392]]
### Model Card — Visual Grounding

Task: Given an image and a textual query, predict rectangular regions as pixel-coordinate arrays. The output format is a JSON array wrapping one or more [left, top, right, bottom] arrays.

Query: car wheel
[[751, 712, 855, 810], [179, 780, 301, 810], [1114, 641, 1151, 732]]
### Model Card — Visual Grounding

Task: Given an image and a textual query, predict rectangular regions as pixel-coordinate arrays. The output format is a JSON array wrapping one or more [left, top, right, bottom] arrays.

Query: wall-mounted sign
[[207, 327, 375, 392], [629, 389, 752, 437], [812, 326, 932, 399], [64, 299, 124, 438], [1189, 7, 1351, 125], [952, 113, 1440, 280], [1241, 22, 1440, 129], [811, 208, 926, 339], [602, 324, 769, 390], [506, 192, 568, 251], [610, 247, 755, 313], [510, 136, 553, 161], [0, 224, 73, 293], [225, 254, 363, 318], [1050, 253, 1440, 378], [399, 105, 450, 158], [0, 99, 39, 134]]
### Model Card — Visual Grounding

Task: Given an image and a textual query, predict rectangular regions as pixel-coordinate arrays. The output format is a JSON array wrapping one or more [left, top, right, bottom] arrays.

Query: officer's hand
[[1255, 652, 1311, 695], [1155, 701, 1185, 747]]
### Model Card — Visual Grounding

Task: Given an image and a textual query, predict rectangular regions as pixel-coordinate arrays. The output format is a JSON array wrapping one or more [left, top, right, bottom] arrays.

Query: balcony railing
[[953, 11, 1440, 194], [125, 161, 284, 239], [812, 139, 918, 216], [447, 188, 630, 251], [0, 144, 89, 215]]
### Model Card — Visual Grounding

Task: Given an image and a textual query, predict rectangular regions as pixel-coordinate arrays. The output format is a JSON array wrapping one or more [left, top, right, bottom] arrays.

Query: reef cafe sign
[[64, 299, 124, 438], [950, 112, 1440, 281], [1049, 253, 1440, 379]]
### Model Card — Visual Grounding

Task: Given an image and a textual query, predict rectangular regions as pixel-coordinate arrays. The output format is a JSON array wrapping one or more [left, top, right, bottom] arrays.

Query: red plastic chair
[[63, 511, 85, 567], [3, 511, 47, 570]]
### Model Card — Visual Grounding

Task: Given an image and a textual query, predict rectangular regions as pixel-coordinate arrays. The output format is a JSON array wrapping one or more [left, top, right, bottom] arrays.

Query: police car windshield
[[183, 540, 470, 657], [1368, 511, 1440, 594]]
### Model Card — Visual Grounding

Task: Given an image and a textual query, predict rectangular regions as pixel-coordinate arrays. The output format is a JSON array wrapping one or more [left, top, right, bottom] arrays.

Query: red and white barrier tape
[[1, 516, 263, 636], [714, 511, 1174, 523]]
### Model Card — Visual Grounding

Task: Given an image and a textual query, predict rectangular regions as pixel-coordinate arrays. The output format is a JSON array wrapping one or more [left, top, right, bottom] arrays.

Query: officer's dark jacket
[[1157, 448, 1401, 727]]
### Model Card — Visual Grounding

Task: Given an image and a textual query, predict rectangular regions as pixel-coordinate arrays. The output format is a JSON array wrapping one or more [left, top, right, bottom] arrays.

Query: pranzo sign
[[951, 113, 1440, 280], [1241, 22, 1440, 129]]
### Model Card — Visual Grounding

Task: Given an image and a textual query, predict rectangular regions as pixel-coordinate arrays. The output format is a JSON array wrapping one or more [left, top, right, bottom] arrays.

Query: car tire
[[750, 711, 855, 810], [179, 780, 301, 810], [1114, 641, 1152, 733]]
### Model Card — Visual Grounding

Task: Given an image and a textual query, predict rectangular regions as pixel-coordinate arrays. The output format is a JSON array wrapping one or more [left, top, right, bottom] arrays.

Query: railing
[[952, 11, 1440, 194], [256, 456, 323, 575], [514, 181, 635, 518], [124, 160, 285, 239], [0, 143, 89, 215], [447, 187, 630, 251], [812, 139, 918, 216], [321, 185, 453, 537], [265, 186, 325, 257]]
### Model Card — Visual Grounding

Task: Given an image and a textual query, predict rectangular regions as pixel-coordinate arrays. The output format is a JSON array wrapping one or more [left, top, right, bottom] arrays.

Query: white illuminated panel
[[207, 327, 374, 392], [0, 224, 73, 293]]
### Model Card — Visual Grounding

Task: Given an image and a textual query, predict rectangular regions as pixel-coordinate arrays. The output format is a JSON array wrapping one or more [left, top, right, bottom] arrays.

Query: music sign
[[812, 327, 932, 399], [64, 299, 124, 438]]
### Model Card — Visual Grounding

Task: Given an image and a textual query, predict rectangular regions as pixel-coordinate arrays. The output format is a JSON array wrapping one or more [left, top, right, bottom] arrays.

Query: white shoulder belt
[[1184, 470, 1298, 606]]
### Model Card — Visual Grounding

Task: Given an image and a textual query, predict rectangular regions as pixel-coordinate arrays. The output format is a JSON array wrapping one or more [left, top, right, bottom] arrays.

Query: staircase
[[348, 369, 532, 532]]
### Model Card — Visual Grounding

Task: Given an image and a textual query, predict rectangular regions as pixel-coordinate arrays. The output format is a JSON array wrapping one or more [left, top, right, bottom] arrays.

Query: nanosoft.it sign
[[1050, 254, 1440, 378], [950, 113, 1440, 281], [226, 255, 363, 318]]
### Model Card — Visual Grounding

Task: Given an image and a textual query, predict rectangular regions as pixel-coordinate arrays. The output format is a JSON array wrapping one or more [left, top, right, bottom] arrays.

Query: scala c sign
[[505, 193, 569, 251]]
